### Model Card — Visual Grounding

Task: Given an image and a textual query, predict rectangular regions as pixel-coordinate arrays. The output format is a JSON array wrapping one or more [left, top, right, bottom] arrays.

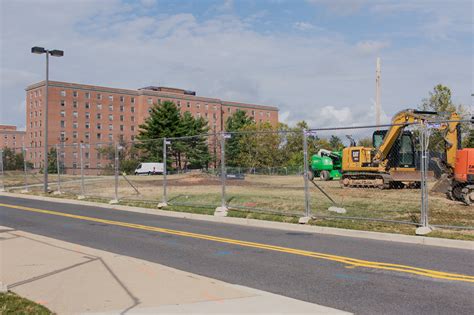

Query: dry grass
[[3, 171, 472, 239]]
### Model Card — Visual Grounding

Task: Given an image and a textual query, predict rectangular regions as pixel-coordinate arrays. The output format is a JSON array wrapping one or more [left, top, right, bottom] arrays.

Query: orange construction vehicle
[[448, 148, 474, 205]]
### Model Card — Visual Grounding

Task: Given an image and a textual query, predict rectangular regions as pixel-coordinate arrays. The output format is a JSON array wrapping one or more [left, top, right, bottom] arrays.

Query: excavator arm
[[373, 109, 434, 164]]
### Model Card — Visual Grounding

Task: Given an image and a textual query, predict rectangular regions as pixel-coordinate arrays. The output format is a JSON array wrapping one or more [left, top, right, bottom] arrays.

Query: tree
[[137, 101, 211, 170], [137, 101, 182, 161], [47, 147, 64, 174], [357, 137, 372, 147], [236, 122, 282, 168], [225, 110, 254, 167], [329, 135, 344, 151], [2, 147, 25, 170], [463, 130, 474, 148]]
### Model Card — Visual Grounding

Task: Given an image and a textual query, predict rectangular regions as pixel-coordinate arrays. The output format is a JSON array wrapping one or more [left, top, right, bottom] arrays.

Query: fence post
[[55, 144, 61, 194], [158, 138, 168, 208], [0, 149, 5, 192], [416, 123, 432, 235], [300, 129, 311, 223], [214, 131, 228, 216], [110, 142, 120, 204], [78, 143, 85, 199], [21, 146, 29, 193]]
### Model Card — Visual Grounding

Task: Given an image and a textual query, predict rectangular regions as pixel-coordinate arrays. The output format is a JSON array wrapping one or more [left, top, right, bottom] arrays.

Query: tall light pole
[[31, 46, 64, 193]]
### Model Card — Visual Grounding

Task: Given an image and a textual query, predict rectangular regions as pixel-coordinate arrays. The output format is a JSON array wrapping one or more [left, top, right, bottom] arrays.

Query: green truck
[[309, 149, 342, 181]]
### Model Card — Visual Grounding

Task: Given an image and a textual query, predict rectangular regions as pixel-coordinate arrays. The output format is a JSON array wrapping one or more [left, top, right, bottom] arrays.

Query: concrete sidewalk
[[0, 226, 349, 314]]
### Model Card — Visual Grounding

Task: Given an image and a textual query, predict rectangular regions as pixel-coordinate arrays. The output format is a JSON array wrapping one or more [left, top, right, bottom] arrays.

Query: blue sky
[[1, 0, 472, 129]]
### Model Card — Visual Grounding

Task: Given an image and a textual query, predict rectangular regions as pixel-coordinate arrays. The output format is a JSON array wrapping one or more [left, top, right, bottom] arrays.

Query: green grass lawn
[[0, 292, 53, 315]]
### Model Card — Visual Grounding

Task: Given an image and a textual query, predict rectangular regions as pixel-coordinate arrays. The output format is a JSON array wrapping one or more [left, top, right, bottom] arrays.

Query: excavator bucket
[[430, 173, 450, 194]]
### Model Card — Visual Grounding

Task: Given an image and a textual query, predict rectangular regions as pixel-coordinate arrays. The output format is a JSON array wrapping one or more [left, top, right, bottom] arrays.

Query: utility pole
[[375, 57, 381, 127]]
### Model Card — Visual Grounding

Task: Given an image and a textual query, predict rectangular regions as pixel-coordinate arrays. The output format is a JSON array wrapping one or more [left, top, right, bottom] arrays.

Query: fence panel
[[307, 125, 421, 226], [223, 130, 307, 217], [116, 139, 164, 204], [165, 134, 222, 209]]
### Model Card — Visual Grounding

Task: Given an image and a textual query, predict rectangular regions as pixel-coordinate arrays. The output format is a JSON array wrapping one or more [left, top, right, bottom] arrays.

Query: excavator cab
[[372, 130, 416, 168]]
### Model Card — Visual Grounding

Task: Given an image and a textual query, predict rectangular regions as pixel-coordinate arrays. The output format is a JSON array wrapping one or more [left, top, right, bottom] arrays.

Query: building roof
[[26, 80, 279, 111]]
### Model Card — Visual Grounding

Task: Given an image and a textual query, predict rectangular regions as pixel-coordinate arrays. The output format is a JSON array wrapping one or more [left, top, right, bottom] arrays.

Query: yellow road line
[[1, 202, 473, 283]]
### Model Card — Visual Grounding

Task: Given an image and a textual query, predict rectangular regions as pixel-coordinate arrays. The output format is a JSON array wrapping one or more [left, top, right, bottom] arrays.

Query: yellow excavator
[[341, 109, 460, 189]]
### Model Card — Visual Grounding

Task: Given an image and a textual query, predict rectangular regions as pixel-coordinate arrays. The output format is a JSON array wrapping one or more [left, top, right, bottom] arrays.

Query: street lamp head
[[50, 50, 64, 57], [31, 46, 46, 54]]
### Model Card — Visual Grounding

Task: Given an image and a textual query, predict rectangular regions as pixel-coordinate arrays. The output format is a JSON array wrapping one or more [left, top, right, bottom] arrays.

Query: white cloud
[[355, 40, 390, 54], [0, 0, 472, 130], [293, 22, 315, 31]]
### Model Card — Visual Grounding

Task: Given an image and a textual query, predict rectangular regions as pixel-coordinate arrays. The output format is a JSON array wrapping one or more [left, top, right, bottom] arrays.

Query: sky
[[1, 0, 473, 130]]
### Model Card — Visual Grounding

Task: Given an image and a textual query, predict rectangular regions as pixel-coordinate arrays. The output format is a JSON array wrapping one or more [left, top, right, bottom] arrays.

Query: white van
[[134, 163, 164, 175]]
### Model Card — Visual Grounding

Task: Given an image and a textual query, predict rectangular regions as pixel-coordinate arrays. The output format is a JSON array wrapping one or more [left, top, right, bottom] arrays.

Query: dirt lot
[[2, 171, 472, 237]]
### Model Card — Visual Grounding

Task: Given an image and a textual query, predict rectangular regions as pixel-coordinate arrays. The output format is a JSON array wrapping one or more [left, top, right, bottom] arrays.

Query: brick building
[[25, 81, 279, 170], [0, 125, 26, 151]]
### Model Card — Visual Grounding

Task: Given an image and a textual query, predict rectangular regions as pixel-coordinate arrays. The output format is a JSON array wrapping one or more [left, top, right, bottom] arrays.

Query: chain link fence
[[1, 119, 472, 235]]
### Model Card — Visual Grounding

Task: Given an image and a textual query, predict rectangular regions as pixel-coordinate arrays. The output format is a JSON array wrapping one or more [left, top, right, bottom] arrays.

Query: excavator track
[[341, 172, 420, 189]]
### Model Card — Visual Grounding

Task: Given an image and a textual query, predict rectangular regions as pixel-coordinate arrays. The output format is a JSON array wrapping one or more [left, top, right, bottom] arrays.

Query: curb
[[0, 191, 472, 251]]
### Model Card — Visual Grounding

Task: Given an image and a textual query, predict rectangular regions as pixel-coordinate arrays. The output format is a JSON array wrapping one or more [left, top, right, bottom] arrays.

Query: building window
[[73, 101, 78, 108], [97, 133, 101, 139], [108, 104, 113, 111], [60, 121, 65, 128], [196, 113, 201, 118], [131, 116, 135, 122], [187, 102, 190, 108], [120, 105, 124, 112], [131, 106, 135, 113], [60, 132, 66, 141], [251, 110, 255, 116], [73, 111, 78, 118], [131, 97, 135, 103], [120, 96, 125, 102], [60, 110, 65, 117], [120, 115, 124, 122], [73, 122, 78, 129], [73, 131, 78, 139], [196, 103, 200, 109], [97, 113, 102, 119], [60, 100, 65, 107], [119, 134, 124, 141], [131, 125, 135, 131], [148, 108, 152, 113], [85, 122, 90, 129], [108, 134, 113, 141], [227, 108, 231, 113], [158, 99, 161, 104], [73, 91, 78, 97], [131, 135, 135, 141], [213, 105, 217, 111], [85, 92, 90, 99], [120, 125, 124, 131], [108, 114, 113, 121], [267, 112, 270, 117], [177, 101, 181, 107], [147, 98, 153, 105], [108, 95, 113, 101], [97, 123, 101, 130], [97, 93, 102, 100], [108, 124, 113, 131], [85, 102, 90, 109], [85, 132, 90, 140], [205, 104, 209, 110], [60, 90, 66, 97], [85, 112, 90, 119]]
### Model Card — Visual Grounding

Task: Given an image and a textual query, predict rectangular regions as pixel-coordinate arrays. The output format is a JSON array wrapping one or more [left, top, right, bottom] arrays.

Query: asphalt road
[[1, 195, 473, 314]]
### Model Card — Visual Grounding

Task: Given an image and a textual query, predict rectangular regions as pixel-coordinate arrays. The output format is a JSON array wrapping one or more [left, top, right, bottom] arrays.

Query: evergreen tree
[[225, 110, 254, 166], [329, 135, 344, 151], [137, 101, 182, 161]]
